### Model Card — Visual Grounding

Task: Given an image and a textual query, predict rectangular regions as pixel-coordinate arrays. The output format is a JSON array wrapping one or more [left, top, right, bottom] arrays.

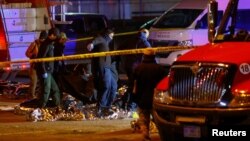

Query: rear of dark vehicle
[[54, 14, 109, 56], [54, 13, 108, 71], [52, 14, 108, 103]]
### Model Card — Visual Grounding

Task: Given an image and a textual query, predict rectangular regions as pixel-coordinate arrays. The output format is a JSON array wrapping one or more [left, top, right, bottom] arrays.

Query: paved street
[[0, 70, 160, 141], [0, 96, 160, 141]]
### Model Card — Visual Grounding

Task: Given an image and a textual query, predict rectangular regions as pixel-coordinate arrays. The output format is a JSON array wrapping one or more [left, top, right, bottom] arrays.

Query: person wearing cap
[[53, 32, 68, 95], [36, 27, 61, 108], [87, 28, 118, 117], [54, 32, 67, 73], [25, 30, 48, 99], [132, 48, 167, 141]]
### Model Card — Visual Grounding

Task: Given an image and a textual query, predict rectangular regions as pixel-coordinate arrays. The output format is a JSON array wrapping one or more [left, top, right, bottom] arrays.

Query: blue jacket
[[136, 32, 151, 49]]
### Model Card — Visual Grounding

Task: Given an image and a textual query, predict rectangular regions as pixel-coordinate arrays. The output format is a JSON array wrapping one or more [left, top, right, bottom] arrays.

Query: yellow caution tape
[[66, 37, 93, 42], [114, 31, 138, 36], [0, 46, 194, 66], [66, 31, 138, 42], [9, 31, 138, 44]]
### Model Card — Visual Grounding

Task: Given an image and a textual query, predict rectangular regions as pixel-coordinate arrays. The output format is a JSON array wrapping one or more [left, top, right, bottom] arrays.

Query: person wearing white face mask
[[123, 28, 152, 113]]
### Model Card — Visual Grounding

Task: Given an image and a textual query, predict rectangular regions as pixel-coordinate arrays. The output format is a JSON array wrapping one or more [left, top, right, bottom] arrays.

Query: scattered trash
[[14, 93, 137, 122], [0, 80, 29, 99], [130, 119, 158, 133], [0, 106, 15, 111], [2, 82, 159, 135]]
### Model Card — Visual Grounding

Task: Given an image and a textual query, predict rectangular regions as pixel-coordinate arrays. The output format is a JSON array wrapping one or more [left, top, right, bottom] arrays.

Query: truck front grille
[[169, 63, 231, 104]]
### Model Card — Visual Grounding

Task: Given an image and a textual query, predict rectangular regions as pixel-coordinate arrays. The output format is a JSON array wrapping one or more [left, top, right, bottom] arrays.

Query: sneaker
[[96, 107, 103, 118]]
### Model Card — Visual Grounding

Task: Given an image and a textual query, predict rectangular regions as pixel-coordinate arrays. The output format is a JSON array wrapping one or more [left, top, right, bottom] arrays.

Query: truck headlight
[[153, 89, 172, 104], [178, 40, 193, 46]]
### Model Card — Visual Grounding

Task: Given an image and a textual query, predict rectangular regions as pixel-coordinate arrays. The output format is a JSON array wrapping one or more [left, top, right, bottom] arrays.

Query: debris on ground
[[14, 94, 136, 122]]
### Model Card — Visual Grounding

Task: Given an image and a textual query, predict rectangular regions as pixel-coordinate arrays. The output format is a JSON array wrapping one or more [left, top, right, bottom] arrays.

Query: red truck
[[153, 0, 250, 140]]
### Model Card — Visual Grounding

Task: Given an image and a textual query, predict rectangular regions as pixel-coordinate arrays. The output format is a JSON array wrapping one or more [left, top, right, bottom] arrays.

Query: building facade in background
[[50, 0, 181, 20]]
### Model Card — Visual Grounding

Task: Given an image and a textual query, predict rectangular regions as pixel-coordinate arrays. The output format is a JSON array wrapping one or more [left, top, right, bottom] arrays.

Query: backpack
[[25, 40, 39, 59]]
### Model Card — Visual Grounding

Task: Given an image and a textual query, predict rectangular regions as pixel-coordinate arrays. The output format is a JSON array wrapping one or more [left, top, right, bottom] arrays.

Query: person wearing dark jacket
[[124, 28, 152, 112], [36, 27, 61, 108], [53, 32, 68, 95], [87, 28, 117, 116], [132, 48, 167, 141], [25, 30, 47, 99], [53, 32, 67, 73]]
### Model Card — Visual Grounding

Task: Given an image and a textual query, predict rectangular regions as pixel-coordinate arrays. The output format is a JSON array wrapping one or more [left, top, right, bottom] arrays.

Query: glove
[[42, 73, 48, 78]]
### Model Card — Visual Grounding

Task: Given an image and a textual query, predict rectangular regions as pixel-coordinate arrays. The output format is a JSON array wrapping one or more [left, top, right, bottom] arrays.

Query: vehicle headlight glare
[[219, 101, 227, 106]]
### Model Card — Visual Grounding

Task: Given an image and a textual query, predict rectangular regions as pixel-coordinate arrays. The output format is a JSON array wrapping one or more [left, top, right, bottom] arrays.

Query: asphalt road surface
[[0, 96, 161, 141]]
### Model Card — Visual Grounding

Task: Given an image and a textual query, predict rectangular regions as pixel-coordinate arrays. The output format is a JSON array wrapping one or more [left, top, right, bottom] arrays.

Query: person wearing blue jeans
[[87, 28, 117, 116], [98, 67, 117, 108]]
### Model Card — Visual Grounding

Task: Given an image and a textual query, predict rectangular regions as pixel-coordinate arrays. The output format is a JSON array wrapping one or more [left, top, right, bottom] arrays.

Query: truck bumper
[[153, 102, 250, 139]]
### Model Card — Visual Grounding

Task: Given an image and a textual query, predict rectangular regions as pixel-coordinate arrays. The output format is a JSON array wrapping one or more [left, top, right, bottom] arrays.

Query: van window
[[236, 9, 250, 30], [55, 14, 107, 35], [198, 11, 223, 29], [152, 9, 203, 28]]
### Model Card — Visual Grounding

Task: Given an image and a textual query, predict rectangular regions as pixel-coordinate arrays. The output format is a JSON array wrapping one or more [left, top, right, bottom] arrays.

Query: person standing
[[134, 28, 152, 64], [132, 48, 167, 141], [124, 28, 152, 112], [36, 27, 61, 108], [87, 28, 117, 116], [53, 32, 67, 73], [25, 30, 47, 99], [53, 32, 68, 94]]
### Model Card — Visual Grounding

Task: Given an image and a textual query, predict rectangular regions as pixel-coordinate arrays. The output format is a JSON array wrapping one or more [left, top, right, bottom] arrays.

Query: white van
[[149, 0, 229, 66]]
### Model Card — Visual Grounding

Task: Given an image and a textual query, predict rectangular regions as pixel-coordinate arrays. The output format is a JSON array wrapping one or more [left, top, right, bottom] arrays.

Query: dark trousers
[[124, 61, 139, 111], [39, 73, 60, 108]]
